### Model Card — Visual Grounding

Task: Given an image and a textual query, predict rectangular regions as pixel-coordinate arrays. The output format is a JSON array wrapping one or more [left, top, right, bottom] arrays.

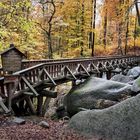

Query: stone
[[12, 117, 26, 125], [56, 106, 68, 119], [68, 94, 140, 140], [112, 68, 122, 74], [39, 121, 50, 128], [95, 99, 117, 108], [44, 107, 57, 118], [127, 66, 140, 78], [131, 76, 140, 92], [64, 76, 132, 116], [111, 74, 134, 84]]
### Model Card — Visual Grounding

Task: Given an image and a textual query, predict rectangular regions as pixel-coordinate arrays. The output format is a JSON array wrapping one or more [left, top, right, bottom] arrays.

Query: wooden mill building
[[1, 44, 26, 74]]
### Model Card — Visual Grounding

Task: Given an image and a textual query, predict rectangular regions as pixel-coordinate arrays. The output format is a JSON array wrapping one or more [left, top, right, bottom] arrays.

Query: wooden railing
[[7, 55, 140, 96], [22, 55, 138, 69], [0, 55, 139, 114]]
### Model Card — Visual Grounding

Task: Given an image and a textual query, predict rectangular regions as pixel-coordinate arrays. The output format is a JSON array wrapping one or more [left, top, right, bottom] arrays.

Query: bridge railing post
[[4, 74, 19, 111]]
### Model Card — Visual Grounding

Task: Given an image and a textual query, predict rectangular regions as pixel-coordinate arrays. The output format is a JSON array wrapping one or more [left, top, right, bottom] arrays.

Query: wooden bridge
[[0, 45, 140, 116]]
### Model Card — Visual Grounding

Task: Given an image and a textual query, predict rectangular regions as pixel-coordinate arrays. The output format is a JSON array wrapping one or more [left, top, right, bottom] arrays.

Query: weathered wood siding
[[2, 50, 22, 73]]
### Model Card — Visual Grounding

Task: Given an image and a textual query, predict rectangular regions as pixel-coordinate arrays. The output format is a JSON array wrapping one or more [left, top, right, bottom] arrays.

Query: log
[[37, 96, 43, 116], [42, 97, 51, 116], [22, 77, 39, 96], [24, 92, 34, 95], [25, 97, 36, 115], [40, 89, 57, 98], [0, 97, 10, 113]]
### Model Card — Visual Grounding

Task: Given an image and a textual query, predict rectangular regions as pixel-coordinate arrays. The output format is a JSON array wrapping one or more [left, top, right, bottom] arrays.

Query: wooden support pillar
[[6, 83, 14, 111], [12, 103, 21, 115], [42, 97, 51, 116], [0, 97, 10, 114], [42, 87, 56, 116], [19, 100, 25, 114], [121, 68, 125, 75], [37, 96, 43, 116], [0, 85, 6, 98], [106, 70, 112, 80], [25, 97, 36, 115], [40, 90, 57, 98], [72, 80, 76, 87], [99, 72, 103, 78]]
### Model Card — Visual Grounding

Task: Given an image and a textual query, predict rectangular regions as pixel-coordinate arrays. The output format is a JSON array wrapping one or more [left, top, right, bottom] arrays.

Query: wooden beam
[[105, 61, 114, 70], [37, 96, 43, 116], [87, 63, 100, 73], [0, 97, 10, 113], [61, 66, 77, 80], [97, 62, 108, 72], [76, 64, 90, 76], [23, 92, 34, 95], [38, 69, 44, 81], [40, 89, 57, 98], [25, 97, 36, 115], [22, 77, 39, 96], [42, 87, 55, 116], [42, 97, 51, 116], [43, 68, 57, 86]]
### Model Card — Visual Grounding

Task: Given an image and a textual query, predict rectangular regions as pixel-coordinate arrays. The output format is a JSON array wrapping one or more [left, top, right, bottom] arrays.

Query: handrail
[[14, 55, 139, 75], [22, 55, 139, 68]]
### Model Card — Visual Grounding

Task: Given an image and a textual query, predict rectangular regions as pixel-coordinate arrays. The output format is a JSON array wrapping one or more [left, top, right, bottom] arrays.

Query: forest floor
[[0, 115, 100, 140]]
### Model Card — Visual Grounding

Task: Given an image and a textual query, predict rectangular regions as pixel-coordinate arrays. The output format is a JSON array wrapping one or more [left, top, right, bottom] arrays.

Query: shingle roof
[[1, 44, 26, 58]]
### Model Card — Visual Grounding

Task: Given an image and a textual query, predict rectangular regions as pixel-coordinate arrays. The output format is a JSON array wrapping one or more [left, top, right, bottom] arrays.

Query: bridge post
[[4, 75, 18, 111], [99, 72, 103, 78], [42, 87, 56, 116], [106, 70, 112, 80], [72, 80, 77, 87], [37, 96, 43, 116]]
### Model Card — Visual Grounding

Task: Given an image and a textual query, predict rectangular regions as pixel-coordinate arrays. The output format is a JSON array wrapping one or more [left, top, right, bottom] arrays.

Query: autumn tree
[[102, 0, 108, 50], [0, 0, 140, 58], [36, 0, 56, 59], [0, 0, 36, 55], [91, 0, 96, 57], [135, 0, 140, 26]]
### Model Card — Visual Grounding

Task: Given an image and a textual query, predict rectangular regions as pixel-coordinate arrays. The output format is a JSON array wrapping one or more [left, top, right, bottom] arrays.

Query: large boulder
[[111, 74, 134, 84], [127, 66, 140, 78], [64, 76, 132, 116], [68, 94, 140, 140], [131, 76, 140, 92]]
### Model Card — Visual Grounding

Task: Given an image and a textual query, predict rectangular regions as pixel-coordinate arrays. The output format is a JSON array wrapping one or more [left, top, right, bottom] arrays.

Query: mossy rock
[[64, 76, 132, 116]]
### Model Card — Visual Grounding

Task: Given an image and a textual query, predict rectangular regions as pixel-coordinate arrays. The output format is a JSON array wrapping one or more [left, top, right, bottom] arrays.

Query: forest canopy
[[0, 0, 140, 59]]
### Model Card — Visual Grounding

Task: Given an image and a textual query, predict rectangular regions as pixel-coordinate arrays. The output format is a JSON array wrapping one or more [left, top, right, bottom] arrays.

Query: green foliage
[[0, 0, 140, 58], [135, 26, 140, 37]]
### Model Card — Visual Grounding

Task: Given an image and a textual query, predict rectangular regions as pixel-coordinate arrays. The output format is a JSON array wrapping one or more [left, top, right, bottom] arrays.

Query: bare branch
[[35, 21, 48, 34]]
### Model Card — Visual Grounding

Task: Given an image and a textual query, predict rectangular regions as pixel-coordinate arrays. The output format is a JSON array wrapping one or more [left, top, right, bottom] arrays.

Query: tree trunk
[[117, 0, 124, 55], [135, 0, 140, 26], [117, 23, 123, 55], [124, 0, 130, 55], [103, 9, 107, 50], [134, 16, 137, 50], [91, 0, 96, 57], [80, 0, 85, 56], [89, 0, 93, 49], [124, 17, 129, 55], [47, 33, 53, 59]]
